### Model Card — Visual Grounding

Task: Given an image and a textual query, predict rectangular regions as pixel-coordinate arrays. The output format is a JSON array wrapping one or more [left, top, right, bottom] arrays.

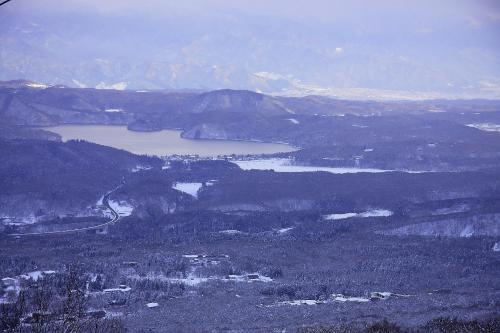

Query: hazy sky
[[2, 0, 500, 98], [9, 0, 500, 23]]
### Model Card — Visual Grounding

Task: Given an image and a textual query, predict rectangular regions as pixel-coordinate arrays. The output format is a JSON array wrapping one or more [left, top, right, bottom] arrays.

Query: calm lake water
[[46, 125, 297, 156]]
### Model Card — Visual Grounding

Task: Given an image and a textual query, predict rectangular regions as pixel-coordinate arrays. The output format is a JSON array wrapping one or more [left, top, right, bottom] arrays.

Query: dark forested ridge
[[2, 82, 500, 171], [0, 138, 161, 226], [1, 83, 500, 332]]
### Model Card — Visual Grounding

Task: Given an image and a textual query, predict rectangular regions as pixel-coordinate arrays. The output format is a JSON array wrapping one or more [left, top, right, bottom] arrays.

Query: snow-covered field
[[108, 200, 134, 216], [467, 123, 500, 132], [233, 159, 397, 174], [172, 182, 203, 198], [323, 209, 393, 220]]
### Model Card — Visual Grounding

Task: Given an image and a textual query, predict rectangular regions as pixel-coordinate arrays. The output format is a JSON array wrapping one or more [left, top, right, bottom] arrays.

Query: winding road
[[8, 184, 123, 237]]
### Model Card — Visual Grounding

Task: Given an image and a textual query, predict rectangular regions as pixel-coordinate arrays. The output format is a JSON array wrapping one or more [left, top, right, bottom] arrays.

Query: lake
[[46, 125, 297, 156]]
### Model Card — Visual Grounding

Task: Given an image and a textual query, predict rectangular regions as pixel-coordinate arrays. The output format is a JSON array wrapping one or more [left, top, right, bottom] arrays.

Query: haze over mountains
[[1, 0, 500, 99]]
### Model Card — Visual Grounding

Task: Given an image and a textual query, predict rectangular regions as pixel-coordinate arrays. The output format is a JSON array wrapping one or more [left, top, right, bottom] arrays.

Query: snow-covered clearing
[[19, 270, 56, 281], [172, 182, 203, 198], [1, 277, 20, 300], [26, 82, 48, 89], [219, 229, 244, 235], [108, 200, 134, 216], [130, 272, 272, 286], [225, 274, 273, 283], [382, 215, 500, 238], [95, 82, 127, 90], [323, 209, 393, 220], [103, 286, 132, 293], [270, 291, 413, 307], [1, 270, 57, 302], [96, 196, 104, 206], [233, 159, 398, 174], [278, 300, 320, 306], [428, 108, 445, 113], [131, 165, 152, 172], [276, 227, 294, 234], [332, 294, 370, 303]]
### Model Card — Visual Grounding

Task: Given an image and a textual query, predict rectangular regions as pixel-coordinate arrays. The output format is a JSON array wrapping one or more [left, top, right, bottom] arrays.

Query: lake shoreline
[[44, 125, 298, 157]]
